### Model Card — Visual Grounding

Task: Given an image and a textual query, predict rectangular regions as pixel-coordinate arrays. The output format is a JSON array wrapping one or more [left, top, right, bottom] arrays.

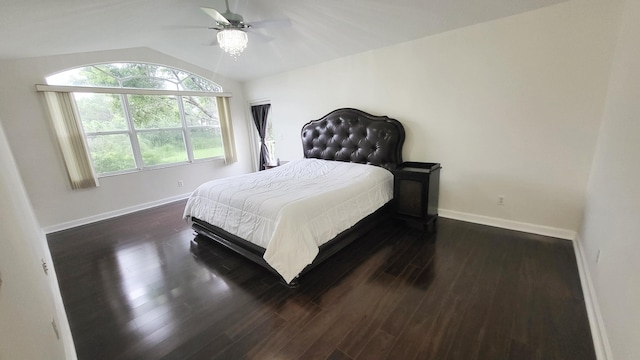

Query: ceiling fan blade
[[201, 7, 230, 25], [248, 30, 274, 43], [249, 18, 292, 29]]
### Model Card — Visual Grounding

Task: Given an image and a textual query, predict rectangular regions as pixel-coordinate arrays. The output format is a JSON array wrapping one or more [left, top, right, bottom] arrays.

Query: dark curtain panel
[[251, 104, 271, 170]]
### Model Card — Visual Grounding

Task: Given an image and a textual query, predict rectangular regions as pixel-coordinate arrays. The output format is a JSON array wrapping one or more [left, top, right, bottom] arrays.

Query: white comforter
[[183, 158, 393, 284]]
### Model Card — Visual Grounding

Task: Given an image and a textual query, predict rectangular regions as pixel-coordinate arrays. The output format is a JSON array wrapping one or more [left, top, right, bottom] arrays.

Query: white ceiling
[[0, 0, 568, 82]]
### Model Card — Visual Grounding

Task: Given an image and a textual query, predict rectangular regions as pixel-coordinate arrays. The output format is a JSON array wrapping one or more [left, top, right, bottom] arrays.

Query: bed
[[184, 108, 405, 285]]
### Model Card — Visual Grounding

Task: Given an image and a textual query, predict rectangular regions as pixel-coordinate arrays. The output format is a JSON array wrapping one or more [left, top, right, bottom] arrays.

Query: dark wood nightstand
[[393, 162, 441, 230], [263, 161, 288, 170]]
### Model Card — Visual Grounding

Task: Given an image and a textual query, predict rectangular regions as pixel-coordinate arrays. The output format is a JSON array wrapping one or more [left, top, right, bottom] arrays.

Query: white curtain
[[216, 96, 237, 164], [43, 92, 98, 189]]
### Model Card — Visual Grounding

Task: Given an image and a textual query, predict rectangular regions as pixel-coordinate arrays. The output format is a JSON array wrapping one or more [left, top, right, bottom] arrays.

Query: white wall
[[0, 47, 254, 230], [243, 0, 622, 238], [0, 121, 76, 359], [579, 0, 640, 358]]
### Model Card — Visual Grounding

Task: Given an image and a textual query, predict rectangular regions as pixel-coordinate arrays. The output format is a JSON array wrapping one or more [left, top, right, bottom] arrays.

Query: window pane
[[86, 134, 136, 174], [46, 63, 229, 177], [74, 66, 120, 87], [74, 93, 127, 132], [266, 112, 275, 156], [47, 63, 223, 92], [138, 130, 187, 166], [121, 78, 177, 90], [156, 67, 191, 82], [183, 96, 218, 126], [191, 127, 224, 160], [181, 77, 221, 92], [128, 95, 180, 129]]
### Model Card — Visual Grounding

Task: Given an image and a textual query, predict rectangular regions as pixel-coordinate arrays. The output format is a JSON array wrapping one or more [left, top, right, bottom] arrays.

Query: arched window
[[38, 63, 236, 188], [46, 63, 223, 92]]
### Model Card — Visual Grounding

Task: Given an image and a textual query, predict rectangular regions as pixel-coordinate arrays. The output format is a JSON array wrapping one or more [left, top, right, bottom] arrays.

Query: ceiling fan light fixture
[[217, 29, 248, 58]]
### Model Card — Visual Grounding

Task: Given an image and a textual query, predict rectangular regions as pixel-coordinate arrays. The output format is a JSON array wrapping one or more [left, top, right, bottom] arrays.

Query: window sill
[[96, 157, 225, 178]]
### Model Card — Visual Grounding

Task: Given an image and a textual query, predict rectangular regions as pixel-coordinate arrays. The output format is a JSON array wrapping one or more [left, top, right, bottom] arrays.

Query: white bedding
[[183, 158, 393, 284]]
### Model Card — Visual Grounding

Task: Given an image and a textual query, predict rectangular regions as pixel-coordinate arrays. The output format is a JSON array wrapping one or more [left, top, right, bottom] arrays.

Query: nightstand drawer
[[393, 162, 441, 229], [396, 178, 424, 217]]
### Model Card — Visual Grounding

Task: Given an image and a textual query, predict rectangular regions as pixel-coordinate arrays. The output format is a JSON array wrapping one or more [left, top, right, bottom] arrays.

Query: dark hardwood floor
[[47, 200, 595, 360]]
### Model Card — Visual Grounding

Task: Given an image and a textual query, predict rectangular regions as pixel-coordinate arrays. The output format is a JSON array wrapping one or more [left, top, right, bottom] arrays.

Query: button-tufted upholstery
[[301, 108, 405, 170]]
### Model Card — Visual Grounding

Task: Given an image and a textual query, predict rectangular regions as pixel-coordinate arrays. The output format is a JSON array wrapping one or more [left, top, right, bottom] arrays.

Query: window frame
[[248, 100, 275, 172], [37, 84, 233, 177]]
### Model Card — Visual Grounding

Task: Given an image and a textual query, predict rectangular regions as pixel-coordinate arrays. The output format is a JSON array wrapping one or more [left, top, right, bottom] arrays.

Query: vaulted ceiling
[[0, 0, 568, 81]]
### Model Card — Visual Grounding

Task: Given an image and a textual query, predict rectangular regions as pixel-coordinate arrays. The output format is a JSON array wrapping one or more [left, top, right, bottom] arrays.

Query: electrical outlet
[[497, 196, 505, 206], [178, 180, 184, 188], [41, 259, 49, 275]]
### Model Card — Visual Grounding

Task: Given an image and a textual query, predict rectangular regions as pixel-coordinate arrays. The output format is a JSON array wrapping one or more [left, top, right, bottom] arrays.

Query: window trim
[[35, 84, 232, 98], [37, 80, 236, 186], [75, 93, 227, 176]]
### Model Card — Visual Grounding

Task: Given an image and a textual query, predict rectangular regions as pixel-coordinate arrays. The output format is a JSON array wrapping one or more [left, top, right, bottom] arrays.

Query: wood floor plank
[[208, 312, 287, 360], [441, 247, 508, 359], [384, 241, 483, 358], [245, 295, 322, 359], [46, 200, 596, 360], [327, 349, 354, 360], [337, 264, 423, 358], [379, 226, 477, 340], [355, 329, 396, 360], [474, 236, 524, 360], [298, 269, 404, 359]]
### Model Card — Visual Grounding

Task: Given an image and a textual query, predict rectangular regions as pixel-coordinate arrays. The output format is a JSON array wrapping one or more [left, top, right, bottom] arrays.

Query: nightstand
[[263, 160, 288, 170], [393, 162, 441, 230]]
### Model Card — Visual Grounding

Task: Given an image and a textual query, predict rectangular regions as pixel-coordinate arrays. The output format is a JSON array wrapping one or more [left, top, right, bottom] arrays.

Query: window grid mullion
[[178, 95, 194, 163], [85, 130, 130, 136], [121, 94, 144, 170], [135, 127, 184, 132]]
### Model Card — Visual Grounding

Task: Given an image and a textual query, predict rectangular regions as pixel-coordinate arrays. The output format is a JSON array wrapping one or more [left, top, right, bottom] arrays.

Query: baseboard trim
[[43, 193, 191, 234], [438, 209, 576, 240], [573, 235, 613, 360]]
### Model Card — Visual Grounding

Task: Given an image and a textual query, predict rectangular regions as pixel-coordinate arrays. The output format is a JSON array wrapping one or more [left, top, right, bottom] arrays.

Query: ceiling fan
[[201, 0, 291, 58]]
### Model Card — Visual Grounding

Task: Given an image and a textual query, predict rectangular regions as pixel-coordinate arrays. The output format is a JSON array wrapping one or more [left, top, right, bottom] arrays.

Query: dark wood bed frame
[[190, 108, 406, 285]]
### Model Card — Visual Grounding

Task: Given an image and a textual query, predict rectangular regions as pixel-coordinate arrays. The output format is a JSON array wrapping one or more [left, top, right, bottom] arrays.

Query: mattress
[[183, 158, 393, 283]]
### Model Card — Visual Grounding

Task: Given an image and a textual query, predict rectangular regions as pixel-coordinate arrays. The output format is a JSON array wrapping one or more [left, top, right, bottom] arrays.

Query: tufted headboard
[[301, 108, 405, 170]]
